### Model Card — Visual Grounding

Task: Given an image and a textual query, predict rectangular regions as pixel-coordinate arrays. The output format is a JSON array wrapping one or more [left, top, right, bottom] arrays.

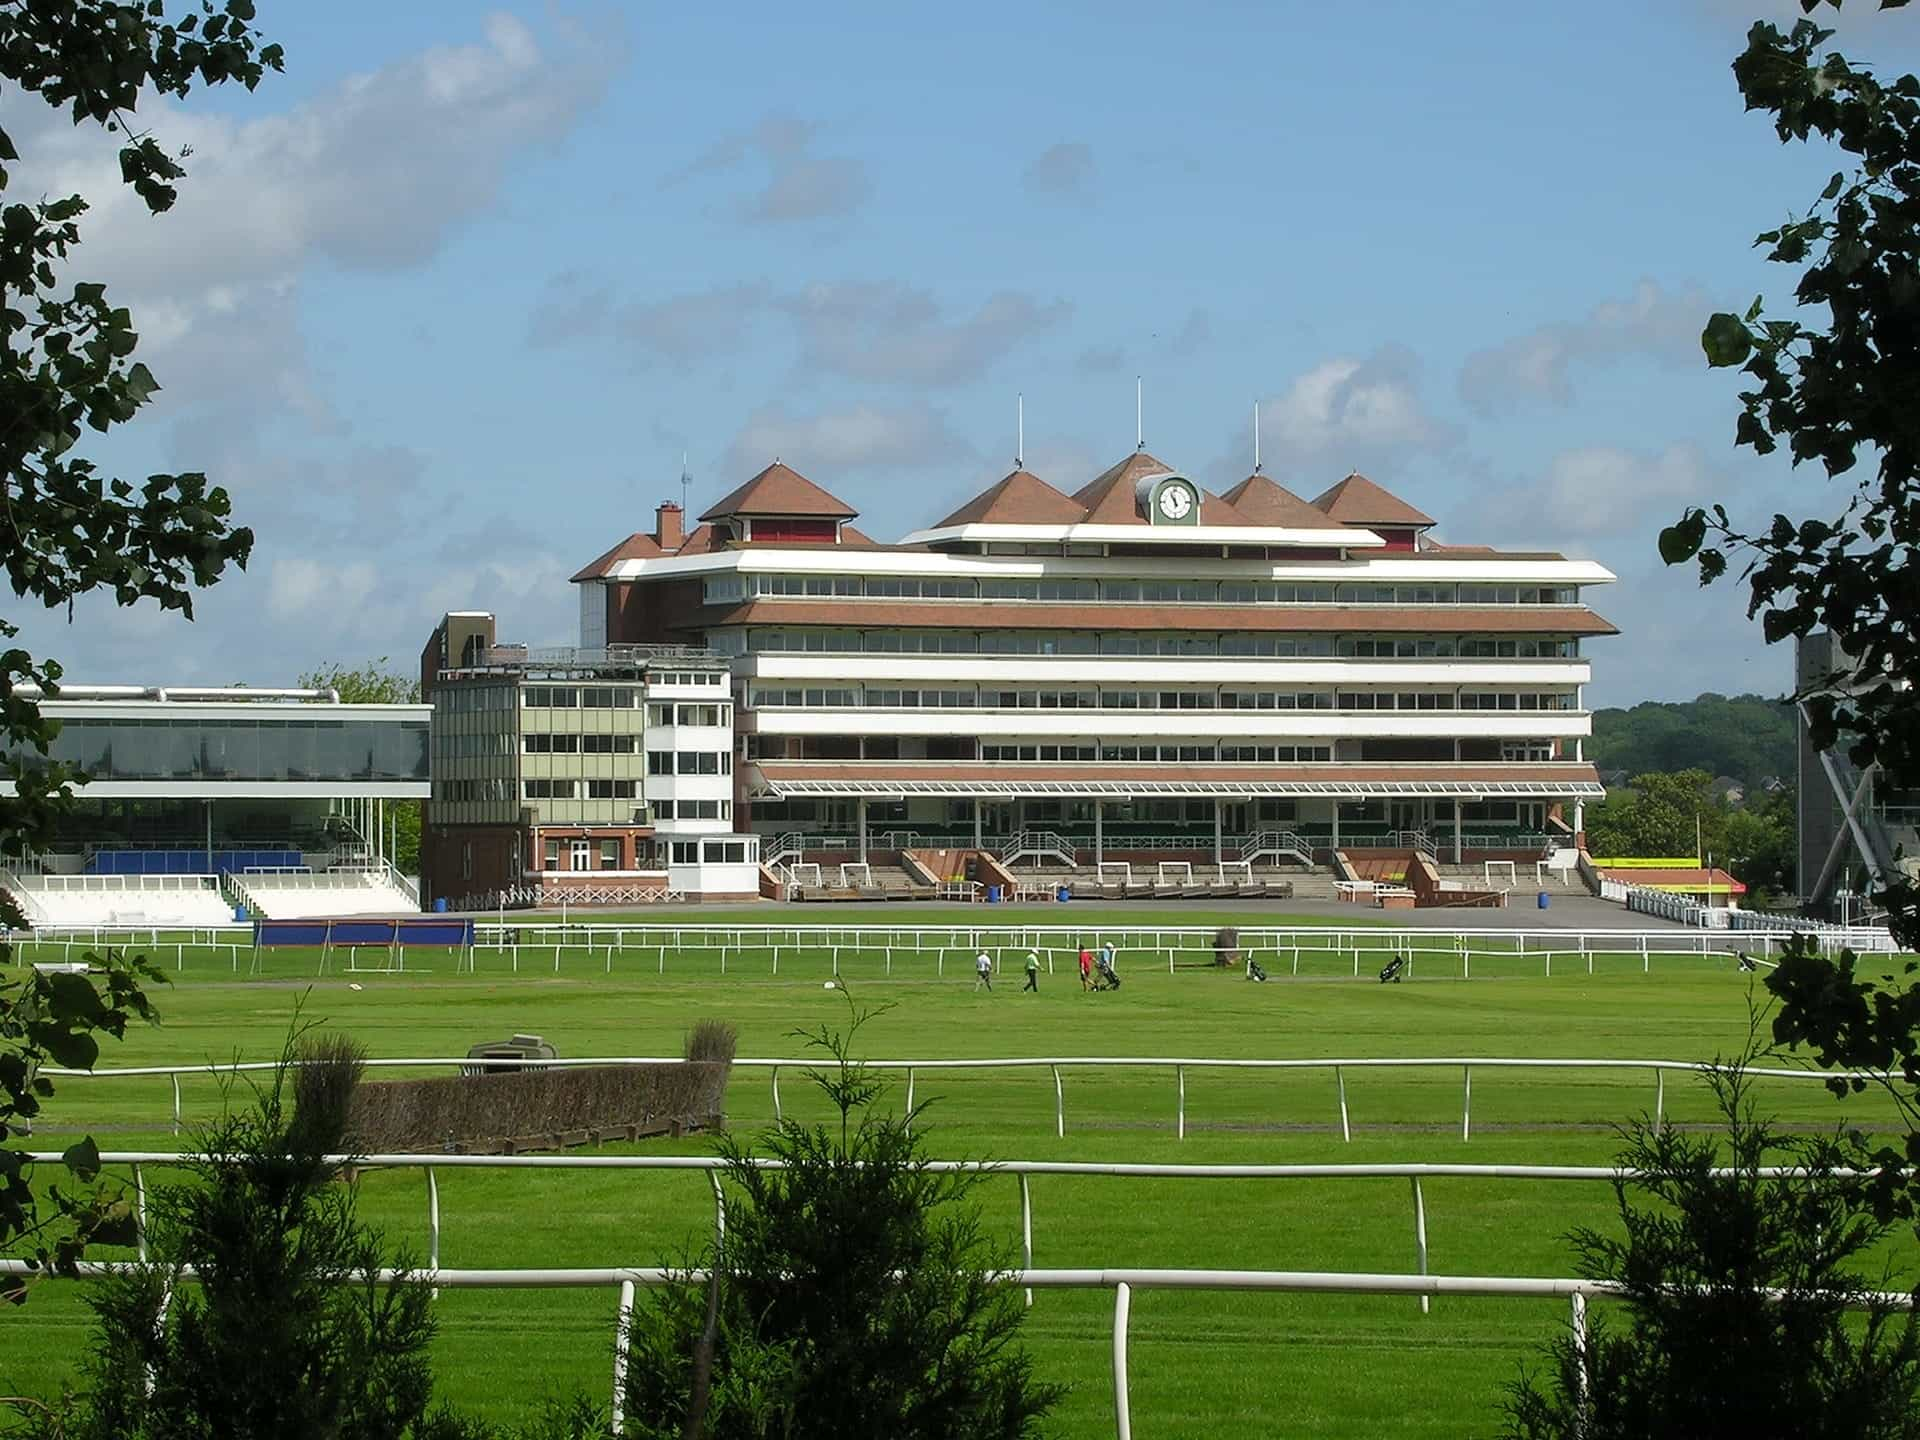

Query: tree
[[1583, 770, 1716, 858], [53, 1031, 458, 1440], [298, 660, 423, 873], [0, 952, 164, 1302], [1589, 694, 1797, 790], [1661, 0, 1920, 945], [0, 0, 281, 1301], [619, 995, 1062, 1440], [1503, 1050, 1920, 1439]]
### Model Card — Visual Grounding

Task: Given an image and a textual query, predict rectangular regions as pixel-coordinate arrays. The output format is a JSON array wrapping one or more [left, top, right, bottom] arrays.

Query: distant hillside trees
[[1589, 694, 1795, 791]]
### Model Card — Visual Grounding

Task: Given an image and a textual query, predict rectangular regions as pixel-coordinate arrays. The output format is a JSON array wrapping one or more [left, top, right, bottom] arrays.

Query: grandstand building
[[417, 614, 757, 907], [0, 685, 427, 925], [566, 450, 1616, 874]]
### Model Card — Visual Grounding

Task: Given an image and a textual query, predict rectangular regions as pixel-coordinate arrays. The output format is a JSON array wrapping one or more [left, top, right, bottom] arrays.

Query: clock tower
[[1140, 473, 1201, 526]]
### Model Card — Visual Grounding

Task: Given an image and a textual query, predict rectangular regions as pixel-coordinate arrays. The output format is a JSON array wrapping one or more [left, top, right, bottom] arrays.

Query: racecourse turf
[[3, 912, 1912, 1437]]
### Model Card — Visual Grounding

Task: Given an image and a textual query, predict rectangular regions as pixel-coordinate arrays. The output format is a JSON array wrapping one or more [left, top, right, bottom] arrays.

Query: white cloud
[[1471, 442, 1729, 548], [3, 12, 621, 418], [779, 282, 1069, 386], [1254, 345, 1459, 474], [1458, 280, 1710, 417], [670, 112, 871, 224], [723, 403, 974, 476]]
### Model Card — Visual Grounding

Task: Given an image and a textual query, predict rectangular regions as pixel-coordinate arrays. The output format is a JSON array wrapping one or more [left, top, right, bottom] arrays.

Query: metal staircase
[[1238, 830, 1314, 867], [999, 830, 1078, 868]]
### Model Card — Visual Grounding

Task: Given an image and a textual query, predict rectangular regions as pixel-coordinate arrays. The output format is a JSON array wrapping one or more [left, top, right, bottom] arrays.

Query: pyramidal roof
[[1219, 473, 1349, 530], [699, 462, 858, 522], [569, 530, 664, 582], [937, 468, 1087, 528], [1310, 472, 1435, 528], [1070, 451, 1246, 525]]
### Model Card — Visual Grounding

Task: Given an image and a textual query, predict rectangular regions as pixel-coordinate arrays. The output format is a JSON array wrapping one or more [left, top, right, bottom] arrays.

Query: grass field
[[3, 915, 1909, 1438]]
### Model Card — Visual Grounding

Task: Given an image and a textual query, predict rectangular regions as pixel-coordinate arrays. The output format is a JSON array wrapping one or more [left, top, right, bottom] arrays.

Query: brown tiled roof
[[699, 462, 859, 522], [757, 761, 1604, 786], [1219, 474, 1348, 530], [937, 469, 1087, 528], [1312, 473, 1435, 528], [705, 599, 1619, 635], [1073, 451, 1249, 526], [1596, 866, 1747, 894], [569, 531, 664, 582]]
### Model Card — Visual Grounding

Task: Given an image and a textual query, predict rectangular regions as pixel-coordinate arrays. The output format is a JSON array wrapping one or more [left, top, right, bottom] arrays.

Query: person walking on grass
[[974, 950, 994, 991], [1078, 943, 1093, 991], [1023, 947, 1040, 992]]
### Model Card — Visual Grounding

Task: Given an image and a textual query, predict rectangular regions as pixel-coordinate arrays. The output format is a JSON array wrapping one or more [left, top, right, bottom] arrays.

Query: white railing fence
[[43, 1053, 1882, 1143], [5, 1246, 1906, 1439], [6, 919, 1897, 980]]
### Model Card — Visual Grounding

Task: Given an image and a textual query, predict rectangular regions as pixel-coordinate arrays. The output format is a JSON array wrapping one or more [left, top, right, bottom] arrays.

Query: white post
[[611, 1278, 636, 1435], [771, 1067, 782, 1122], [1336, 1065, 1351, 1143], [1453, 798, 1463, 864], [133, 1163, 147, 1262], [1176, 1064, 1186, 1141], [1213, 799, 1224, 867], [1094, 800, 1104, 867], [1112, 1281, 1134, 1440], [1410, 1176, 1430, 1315], [426, 1166, 441, 1297], [1655, 1068, 1666, 1125], [171, 1074, 182, 1136], [1051, 1065, 1065, 1139], [1570, 1290, 1589, 1424], [1019, 1173, 1034, 1308], [1462, 1065, 1472, 1141]]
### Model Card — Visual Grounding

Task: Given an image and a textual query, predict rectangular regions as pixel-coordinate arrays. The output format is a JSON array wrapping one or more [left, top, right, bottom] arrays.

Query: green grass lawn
[[3, 928, 1908, 1438]]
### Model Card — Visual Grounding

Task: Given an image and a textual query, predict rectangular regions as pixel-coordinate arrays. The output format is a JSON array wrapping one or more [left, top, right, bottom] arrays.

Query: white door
[[570, 839, 592, 871]]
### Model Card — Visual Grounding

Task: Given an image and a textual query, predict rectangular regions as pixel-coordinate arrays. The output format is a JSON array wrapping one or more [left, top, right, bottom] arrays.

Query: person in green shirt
[[1023, 948, 1040, 992]]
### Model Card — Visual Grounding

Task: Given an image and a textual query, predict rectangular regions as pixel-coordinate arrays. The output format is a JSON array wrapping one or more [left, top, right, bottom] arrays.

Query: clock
[[1156, 482, 1195, 521]]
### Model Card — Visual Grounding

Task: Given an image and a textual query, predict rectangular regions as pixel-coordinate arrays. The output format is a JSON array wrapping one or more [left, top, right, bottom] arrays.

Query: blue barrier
[[254, 917, 474, 949], [93, 849, 301, 877]]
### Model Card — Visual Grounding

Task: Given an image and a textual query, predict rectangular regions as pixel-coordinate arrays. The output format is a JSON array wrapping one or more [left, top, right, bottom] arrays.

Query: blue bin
[[434, 897, 449, 913], [987, 885, 1003, 903], [1056, 887, 1070, 902], [1537, 891, 1551, 910], [232, 905, 247, 922]]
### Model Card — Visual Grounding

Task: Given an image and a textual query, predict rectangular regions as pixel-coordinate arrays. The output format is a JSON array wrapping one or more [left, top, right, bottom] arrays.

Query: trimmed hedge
[[345, 1060, 731, 1154]]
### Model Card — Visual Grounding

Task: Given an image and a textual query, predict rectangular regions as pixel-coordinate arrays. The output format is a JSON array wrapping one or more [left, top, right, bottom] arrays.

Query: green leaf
[[1659, 511, 1708, 565], [61, 1137, 102, 1181], [1702, 313, 1754, 368]]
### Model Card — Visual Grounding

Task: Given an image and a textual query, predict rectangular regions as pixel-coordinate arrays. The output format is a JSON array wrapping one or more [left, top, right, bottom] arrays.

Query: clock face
[[1157, 482, 1195, 520]]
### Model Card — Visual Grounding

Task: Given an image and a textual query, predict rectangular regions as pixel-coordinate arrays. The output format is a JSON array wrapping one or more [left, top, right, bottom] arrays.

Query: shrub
[[619, 993, 1062, 1439], [58, 1030, 446, 1440], [1502, 1043, 1920, 1439], [684, 1019, 737, 1066]]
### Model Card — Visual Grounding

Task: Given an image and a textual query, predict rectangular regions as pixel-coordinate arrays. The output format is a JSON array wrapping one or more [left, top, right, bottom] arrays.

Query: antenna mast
[[1253, 401, 1262, 473], [681, 451, 690, 515], [1016, 393, 1024, 469], [1135, 376, 1143, 451]]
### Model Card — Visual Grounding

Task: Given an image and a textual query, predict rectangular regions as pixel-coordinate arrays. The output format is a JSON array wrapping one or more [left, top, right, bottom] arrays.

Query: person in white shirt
[[974, 950, 994, 991]]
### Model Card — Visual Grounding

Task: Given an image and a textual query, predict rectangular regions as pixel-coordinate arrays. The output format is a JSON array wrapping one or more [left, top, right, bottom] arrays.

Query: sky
[[6, 0, 1915, 707]]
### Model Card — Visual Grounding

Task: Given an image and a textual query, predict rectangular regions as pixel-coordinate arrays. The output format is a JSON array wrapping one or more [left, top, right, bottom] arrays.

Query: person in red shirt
[[1077, 944, 1093, 991]]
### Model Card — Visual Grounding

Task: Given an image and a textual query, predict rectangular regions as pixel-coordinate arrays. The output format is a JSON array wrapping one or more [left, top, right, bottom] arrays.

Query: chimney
[[655, 501, 685, 550]]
